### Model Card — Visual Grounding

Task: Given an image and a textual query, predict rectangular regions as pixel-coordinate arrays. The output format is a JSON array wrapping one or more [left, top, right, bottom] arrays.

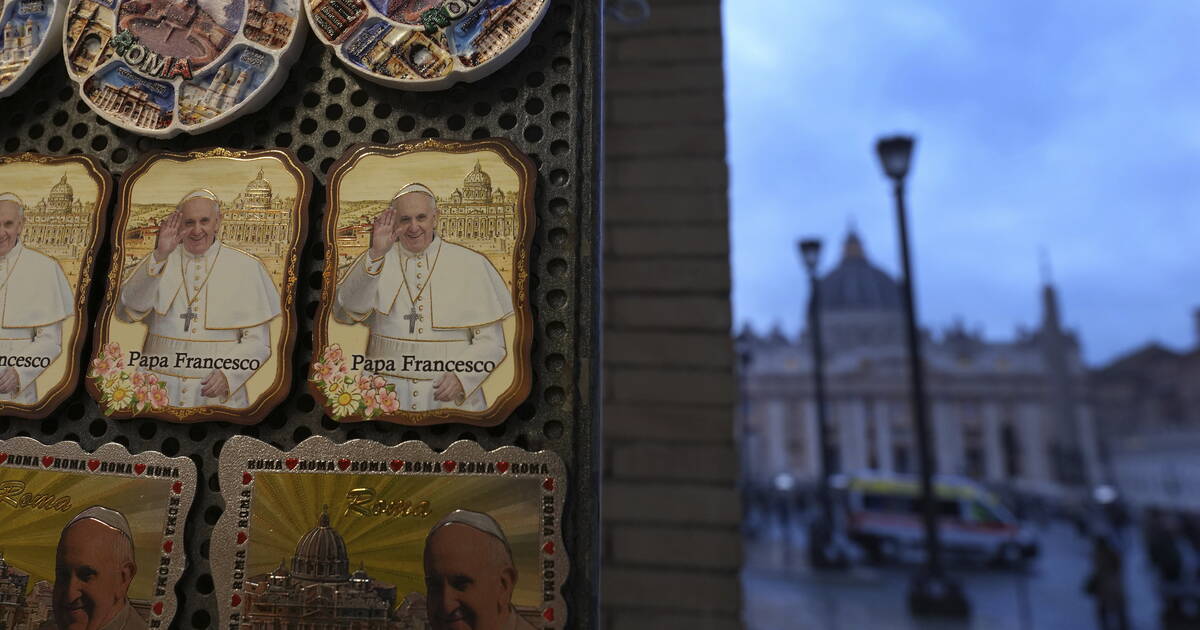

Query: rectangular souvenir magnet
[[0, 153, 111, 419], [0, 436, 196, 630], [213, 435, 568, 630], [312, 138, 535, 426], [86, 147, 312, 423]]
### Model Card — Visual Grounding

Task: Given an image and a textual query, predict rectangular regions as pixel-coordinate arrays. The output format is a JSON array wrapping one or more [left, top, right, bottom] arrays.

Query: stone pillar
[[932, 400, 956, 476], [983, 401, 1005, 482], [873, 399, 894, 473], [765, 399, 788, 480], [1076, 403, 1104, 486], [803, 399, 821, 479], [841, 399, 868, 473], [1018, 402, 1050, 483]]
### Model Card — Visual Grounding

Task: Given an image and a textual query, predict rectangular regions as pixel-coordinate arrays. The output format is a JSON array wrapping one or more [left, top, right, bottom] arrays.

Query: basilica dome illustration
[[242, 508, 421, 629], [289, 508, 351, 581]]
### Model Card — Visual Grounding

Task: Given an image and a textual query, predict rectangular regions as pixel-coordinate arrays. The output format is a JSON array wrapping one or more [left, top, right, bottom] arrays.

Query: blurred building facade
[[737, 231, 1103, 500], [1090, 314, 1200, 510]]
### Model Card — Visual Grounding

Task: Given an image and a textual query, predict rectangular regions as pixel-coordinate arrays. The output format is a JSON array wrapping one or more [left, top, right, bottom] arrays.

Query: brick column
[[602, 1, 741, 628]]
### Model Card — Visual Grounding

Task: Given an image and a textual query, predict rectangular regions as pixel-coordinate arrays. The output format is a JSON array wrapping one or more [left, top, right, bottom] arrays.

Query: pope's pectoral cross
[[403, 307, 423, 334], [180, 307, 199, 331]]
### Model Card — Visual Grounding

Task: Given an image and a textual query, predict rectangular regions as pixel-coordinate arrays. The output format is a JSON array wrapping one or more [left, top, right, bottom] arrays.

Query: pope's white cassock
[[116, 241, 280, 408], [335, 235, 513, 412], [0, 240, 73, 403]]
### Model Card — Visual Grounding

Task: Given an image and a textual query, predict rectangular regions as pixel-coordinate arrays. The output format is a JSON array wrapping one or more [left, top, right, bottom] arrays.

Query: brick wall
[[602, 1, 741, 628]]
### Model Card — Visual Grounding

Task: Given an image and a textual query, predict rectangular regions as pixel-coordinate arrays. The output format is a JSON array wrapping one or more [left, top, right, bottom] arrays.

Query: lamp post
[[875, 135, 969, 617], [798, 238, 845, 569]]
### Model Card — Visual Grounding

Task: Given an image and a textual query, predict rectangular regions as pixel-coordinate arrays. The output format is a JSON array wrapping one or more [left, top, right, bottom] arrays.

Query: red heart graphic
[[442, 461, 457, 473], [134, 463, 146, 475], [337, 459, 351, 471], [87, 459, 100, 472], [497, 461, 510, 474], [152, 602, 163, 616], [237, 532, 247, 545], [242, 471, 253, 485], [543, 478, 555, 491], [41, 456, 53, 468], [0, 453, 9, 465], [542, 541, 555, 555], [285, 458, 298, 470], [162, 541, 173, 553], [543, 608, 555, 622], [171, 481, 182, 494], [231, 594, 242, 608], [389, 460, 404, 472]]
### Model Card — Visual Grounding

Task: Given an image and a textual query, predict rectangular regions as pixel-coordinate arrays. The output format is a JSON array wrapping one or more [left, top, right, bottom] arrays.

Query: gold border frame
[[311, 138, 536, 426], [211, 435, 570, 630], [0, 435, 198, 629], [85, 147, 313, 424], [0, 152, 112, 420]]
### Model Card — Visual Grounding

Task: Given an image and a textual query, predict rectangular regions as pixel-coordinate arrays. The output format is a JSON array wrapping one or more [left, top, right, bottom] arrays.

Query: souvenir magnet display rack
[[0, 2, 601, 627]]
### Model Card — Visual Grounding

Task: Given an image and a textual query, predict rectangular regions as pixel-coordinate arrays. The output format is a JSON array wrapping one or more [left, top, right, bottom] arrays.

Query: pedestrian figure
[[1085, 536, 1129, 630]]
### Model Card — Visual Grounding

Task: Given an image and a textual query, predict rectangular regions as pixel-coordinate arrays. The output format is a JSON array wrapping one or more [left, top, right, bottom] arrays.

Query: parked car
[[842, 473, 1039, 565]]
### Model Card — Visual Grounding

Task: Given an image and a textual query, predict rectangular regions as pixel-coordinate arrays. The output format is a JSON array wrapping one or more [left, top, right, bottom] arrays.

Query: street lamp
[[797, 238, 845, 569], [875, 134, 970, 617]]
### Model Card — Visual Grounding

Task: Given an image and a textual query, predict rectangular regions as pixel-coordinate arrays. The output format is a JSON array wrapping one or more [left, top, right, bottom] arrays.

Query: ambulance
[[842, 473, 1039, 565]]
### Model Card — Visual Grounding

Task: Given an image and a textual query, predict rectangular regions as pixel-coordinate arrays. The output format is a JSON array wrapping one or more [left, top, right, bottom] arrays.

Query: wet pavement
[[743, 519, 1163, 630]]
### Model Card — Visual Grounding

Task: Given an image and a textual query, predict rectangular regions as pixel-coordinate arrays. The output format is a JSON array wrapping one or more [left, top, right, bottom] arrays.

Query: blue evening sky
[[726, 2, 1200, 366]]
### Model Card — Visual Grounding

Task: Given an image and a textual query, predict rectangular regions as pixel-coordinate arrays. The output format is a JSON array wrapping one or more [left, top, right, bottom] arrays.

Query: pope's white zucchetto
[[391, 183, 436, 203], [428, 509, 513, 559], [178, 189, 221, 206], [0, 192, 25, 216], [65, 505, 135, 546]]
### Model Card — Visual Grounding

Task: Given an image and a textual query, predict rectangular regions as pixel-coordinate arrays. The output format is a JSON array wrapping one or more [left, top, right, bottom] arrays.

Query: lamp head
[[875, 135, 915, 181], [797, 238, 822, 274]]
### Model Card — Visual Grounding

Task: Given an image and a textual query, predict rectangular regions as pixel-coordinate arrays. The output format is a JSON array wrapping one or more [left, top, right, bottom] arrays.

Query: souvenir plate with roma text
[[86, 147, 312, 424], [212, 435, 569, 630], [306, 0, 549, 90], [60, 0, 306, 137], [0, 0, 68, 98], [0, 153, 110, 420], [0, 436, 196, 630], [311, 138, 535, 426]]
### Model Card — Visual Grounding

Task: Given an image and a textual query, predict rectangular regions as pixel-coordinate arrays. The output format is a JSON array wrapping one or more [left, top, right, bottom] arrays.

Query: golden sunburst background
[[248, 472, 542, 606], [0, 468, 172, 598]]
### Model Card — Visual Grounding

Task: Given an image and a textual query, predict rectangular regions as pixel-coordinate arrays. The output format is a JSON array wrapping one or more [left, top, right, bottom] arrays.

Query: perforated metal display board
[[0, 1, 602, 627]]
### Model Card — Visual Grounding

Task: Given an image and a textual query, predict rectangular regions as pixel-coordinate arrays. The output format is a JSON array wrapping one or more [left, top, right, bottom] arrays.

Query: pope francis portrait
[[0, 192, 74, 405], [116, 189, 280, 409], [334, 184, 513, 413]]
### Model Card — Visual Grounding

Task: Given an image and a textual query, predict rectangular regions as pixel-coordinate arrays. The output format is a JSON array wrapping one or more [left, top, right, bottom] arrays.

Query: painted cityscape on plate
[[307, 0, 548, 90], [0, 0, 67, 98], [62, 0, 303, 136]]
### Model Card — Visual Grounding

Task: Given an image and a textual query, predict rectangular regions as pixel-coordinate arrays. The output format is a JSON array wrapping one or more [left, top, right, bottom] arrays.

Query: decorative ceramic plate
[[0, 0, 68, 98], [61, 0, 305, 136], [307, 0, 549, 91]]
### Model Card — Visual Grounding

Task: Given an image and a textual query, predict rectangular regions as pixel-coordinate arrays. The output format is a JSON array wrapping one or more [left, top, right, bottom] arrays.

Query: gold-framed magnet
[[0, 152, 111, 419], [213, 435, 569, 630], [310, 138, 536, 426], [86, 147, 312, 424]]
